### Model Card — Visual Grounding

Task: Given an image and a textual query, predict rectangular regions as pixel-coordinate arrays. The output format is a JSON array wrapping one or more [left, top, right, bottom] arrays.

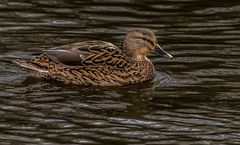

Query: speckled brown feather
[[14, 28, 165, 87]]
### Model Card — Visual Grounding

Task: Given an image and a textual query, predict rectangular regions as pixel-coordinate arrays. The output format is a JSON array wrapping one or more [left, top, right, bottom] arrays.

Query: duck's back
[[15, 41, 154, 86]]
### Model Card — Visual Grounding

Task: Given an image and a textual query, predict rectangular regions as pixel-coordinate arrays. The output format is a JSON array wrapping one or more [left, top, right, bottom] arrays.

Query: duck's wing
[[39, 41, 132, 69]]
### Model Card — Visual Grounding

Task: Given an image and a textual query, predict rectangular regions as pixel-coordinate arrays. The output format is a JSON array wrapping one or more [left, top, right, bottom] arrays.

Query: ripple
[[193, 5, 240, 15], [0, 0, 240, 144]]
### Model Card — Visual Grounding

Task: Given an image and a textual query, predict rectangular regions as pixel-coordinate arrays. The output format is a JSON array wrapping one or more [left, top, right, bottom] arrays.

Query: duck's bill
[[154, 44, 173, 59]]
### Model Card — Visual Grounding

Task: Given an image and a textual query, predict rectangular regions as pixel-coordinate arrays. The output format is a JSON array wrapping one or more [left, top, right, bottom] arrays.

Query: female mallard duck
[[15, 28, 172, 87]]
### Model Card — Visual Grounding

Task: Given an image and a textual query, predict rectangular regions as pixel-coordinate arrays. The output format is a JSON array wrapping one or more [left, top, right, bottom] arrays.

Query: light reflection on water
[[0, 0, 240, 144]]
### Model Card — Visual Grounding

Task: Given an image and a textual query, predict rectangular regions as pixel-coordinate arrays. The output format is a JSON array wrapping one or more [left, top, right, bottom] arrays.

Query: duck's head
[[122, 28, 172, 61]]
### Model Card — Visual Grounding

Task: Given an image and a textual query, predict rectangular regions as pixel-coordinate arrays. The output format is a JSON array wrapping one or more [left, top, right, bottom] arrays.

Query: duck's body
[[15, 28, 172, 87]]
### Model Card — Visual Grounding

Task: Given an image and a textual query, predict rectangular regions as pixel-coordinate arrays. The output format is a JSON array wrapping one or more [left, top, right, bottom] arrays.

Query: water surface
[[0, 0, 240, 144]]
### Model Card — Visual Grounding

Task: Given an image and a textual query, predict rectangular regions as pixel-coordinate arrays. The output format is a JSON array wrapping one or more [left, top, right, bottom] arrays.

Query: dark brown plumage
[[15, 28, 172, 87]]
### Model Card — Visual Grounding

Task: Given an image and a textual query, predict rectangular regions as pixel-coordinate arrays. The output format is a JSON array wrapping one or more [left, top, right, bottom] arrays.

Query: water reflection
[[0, 0, 240, 144]]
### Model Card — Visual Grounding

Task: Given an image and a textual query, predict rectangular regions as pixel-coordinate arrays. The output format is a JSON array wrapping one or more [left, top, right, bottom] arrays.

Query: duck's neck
[[121, 38, 133, 57]]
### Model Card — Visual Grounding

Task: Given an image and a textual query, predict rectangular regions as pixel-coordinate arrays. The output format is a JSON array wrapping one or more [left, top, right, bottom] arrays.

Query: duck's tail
[[13, 59, 49, 78]]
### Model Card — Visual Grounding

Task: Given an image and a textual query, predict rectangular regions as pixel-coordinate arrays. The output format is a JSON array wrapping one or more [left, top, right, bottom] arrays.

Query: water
[[0, 0, 240, 144]]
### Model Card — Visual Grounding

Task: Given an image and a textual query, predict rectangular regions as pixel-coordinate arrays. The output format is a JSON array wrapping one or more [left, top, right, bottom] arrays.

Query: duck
[[14, 28, 172, 87]]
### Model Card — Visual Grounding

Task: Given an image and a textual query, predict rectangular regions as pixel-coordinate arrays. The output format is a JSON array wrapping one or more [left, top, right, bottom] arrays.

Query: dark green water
[[0, 0, 240, 144]]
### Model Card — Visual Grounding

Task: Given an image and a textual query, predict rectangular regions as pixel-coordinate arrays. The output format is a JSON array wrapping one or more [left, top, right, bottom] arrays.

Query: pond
[[0, 0, 240, 144]]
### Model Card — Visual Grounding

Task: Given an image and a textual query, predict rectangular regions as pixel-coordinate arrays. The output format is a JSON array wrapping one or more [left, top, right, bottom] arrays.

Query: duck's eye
[[143, 37, 154, 46], [134, 36, 155, 46]]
